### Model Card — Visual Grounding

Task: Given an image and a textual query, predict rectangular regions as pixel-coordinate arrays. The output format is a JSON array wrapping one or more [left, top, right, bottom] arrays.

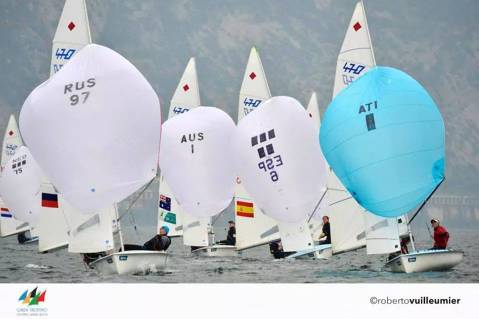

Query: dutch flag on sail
[[41, 193, 59, 208], [1, 207, 13, 218]]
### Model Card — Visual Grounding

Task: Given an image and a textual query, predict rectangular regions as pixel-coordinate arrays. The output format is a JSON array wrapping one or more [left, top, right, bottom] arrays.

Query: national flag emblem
[[18, 287, 46, 306], [1, 207, 12, 218], [183, 84, 190, 92], [236, 200, 254, 218], [8, 130, 14, 136], [159, 195, 171, 211], [68, 21, 76, 31], [249, 72, 256, 80], [353, 22, 362, 31], [41, 193, 59, 208]]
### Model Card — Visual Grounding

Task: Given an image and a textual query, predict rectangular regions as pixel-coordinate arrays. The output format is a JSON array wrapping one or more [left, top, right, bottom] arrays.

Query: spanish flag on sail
[[236, 200, 254, 218]]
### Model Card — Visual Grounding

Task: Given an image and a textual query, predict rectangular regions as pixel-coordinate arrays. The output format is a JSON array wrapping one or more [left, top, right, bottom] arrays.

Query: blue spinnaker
[[320, 67, 445, 217]]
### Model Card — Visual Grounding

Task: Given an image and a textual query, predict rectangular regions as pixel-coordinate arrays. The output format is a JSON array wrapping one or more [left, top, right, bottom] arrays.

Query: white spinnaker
[[63, 200, 116, 253], [235, 47, 280, 250], [160, 107, 236, 218], [235, 96, 326, 252], [332, 0, 375, 98], [0, 115, 31, 236], [158, 58, 208, 245], [20, 44, 161, 213], [50, 0, 91, 76], [0, 147, 43, 226]]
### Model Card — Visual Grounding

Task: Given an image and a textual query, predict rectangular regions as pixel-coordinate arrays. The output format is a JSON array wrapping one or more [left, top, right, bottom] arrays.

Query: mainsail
[[0, 115, 30, 237], [235, 47, 280, 250], [321, 66, 445, 218], [158, 58, 203, 241], [50, 0, 91, 76], [20, 44, 162, 213], [235, 96, 326, 252]]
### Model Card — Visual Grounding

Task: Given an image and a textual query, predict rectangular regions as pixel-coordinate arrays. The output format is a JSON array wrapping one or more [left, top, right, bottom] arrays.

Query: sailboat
[[0, 115, 35, 241], [321, 62, 464, 274], [234, 47, 281, 253], [19, 43, 165, 275]]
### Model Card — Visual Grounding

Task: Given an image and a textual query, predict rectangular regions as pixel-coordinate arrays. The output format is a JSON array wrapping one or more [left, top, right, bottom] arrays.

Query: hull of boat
[[285, 244, 332, 260], [191, 245, 240, 257], [384, 249, 464, 273], [90, 250, 168, 275], [22, 236, 39, 245]]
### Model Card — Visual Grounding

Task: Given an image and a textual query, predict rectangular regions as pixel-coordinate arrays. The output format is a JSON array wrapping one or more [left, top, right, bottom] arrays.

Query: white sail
[[235, 96, 326, 252], [235, 47, 280, 250], [0, 147, 43, 226], [364, 213, 400, 255], [37, 183, 69, 252], [332, 0, 375, 98], [158, 58, 203, 240], [182, 213, 210, 247], [63, 201, 116, 253], [1, 114, 24, 169], [50, 0, 91, 76], [20, 44, 161, 213], [0, 199, 30, 237], [159, 107, 236, 218], [0, 115, 31, 236]]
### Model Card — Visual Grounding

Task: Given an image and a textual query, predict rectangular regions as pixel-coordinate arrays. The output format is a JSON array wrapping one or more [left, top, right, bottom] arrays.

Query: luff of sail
[[235, 47, 280, 251]]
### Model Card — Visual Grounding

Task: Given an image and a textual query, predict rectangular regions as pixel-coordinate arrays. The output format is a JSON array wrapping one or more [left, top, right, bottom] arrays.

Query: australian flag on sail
[[159, 195, 171, 211], [41, 193, 59, 208]]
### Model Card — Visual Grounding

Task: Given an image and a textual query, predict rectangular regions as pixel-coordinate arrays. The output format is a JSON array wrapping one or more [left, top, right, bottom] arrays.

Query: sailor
[[431, 218, 449, 250], [217, 220, 236, 245], [143, 225, 172, 251], [269, 240, 294, 259], [17, 231, 30, 244], [318, 215, 331, 245]]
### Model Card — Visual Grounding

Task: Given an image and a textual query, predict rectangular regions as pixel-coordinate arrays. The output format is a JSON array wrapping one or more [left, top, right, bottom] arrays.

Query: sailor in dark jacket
[[318, 216, 331, 245], [217, 220, 236, 245], [123, 225, 171, 252]]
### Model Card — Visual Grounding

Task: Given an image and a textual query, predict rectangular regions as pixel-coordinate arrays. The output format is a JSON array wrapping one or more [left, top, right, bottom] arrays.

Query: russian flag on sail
[[41, 193, 59, 208], [1, 207, 13, 218]]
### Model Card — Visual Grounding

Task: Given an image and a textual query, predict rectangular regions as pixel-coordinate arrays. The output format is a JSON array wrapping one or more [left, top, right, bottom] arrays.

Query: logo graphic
[[251, 129, 284, 182], [18, 287, 46, 306], [5, 143, 18, 156]]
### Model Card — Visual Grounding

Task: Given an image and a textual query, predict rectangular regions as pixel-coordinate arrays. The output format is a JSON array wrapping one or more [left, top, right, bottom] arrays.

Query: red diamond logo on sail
[[68, 21, 76, 31], [8, 130, 14, 136], [249, 72, 256, 80], [353, 22, 362, 31], [183, 84, 189, 92]]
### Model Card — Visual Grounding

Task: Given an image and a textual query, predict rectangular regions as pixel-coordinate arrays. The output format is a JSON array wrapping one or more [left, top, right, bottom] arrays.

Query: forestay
[[0, 147, 43, 226], [160, 107, 236, 218], [20, 44, 161, 213], [235, 96, 327, 251], [50, 0, 91, 76], [321, 67, 445, 218]]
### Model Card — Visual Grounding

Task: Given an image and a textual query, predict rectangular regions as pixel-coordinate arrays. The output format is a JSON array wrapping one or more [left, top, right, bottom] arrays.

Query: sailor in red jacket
[[431, 218, 449, 249]]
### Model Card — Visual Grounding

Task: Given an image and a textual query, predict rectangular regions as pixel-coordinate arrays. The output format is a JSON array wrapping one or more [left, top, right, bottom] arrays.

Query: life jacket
[[433, 225, 449, 249]]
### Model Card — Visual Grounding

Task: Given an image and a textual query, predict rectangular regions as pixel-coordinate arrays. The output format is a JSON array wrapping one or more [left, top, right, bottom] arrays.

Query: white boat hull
[[89, 250, 168, 275], [191, 245, 240, 257], [285, 244, 332, 260], [384, 249, 464, 273]]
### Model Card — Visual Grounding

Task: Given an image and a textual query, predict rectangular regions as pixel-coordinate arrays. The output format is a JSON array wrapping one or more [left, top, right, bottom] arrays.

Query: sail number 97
[[64, 78, 96, 106]]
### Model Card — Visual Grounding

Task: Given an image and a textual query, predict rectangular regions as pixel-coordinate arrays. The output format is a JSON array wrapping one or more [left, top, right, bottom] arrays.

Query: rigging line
[[307, 189, 328, 223], [118, 176, 157, 223], [408, 177, 445, 226]]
